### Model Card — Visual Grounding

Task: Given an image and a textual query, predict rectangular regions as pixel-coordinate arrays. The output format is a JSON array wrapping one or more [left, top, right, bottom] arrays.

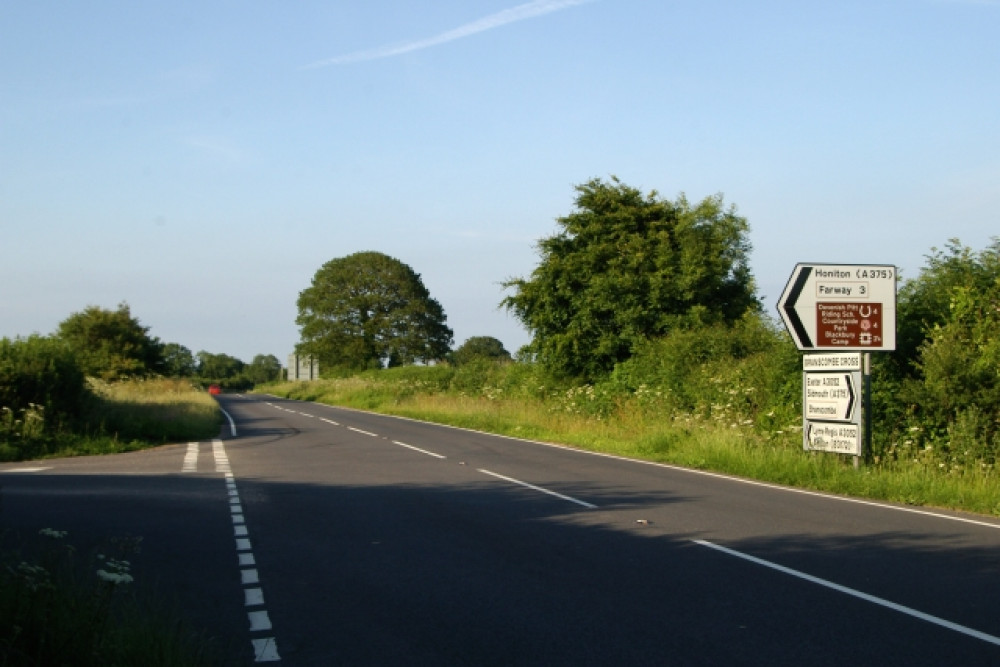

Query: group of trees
[[296, 176, 1000, 465], [297, 177, 757, 379], [1, 303, 283, 438]]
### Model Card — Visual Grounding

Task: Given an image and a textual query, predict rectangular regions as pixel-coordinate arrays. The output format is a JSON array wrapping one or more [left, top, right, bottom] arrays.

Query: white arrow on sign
[[777, 263, 897, 351]]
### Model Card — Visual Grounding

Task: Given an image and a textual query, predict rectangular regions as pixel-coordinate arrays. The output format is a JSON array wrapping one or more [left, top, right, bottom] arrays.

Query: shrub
[[0, 335, 86, 426]]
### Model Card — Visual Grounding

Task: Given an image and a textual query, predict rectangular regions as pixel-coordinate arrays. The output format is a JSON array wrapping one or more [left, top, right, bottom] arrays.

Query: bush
[[0, 336, 86, 431]]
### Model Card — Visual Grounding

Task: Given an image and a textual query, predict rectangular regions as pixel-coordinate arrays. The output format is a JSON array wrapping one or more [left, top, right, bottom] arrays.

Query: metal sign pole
[[862, 352, 872, 467]]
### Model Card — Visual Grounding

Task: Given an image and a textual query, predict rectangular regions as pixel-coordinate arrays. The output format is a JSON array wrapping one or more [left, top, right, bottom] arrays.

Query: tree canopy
[[451, 336, 512, 366], [296, 252, 453, 371], [502, 177, 759, 379], [56, 303, 164, 380]]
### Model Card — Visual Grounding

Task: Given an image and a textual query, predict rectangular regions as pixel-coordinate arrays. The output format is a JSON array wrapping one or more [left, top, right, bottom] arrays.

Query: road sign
[[804, 372, 858, 422], [805, 422, 861, 455], [802, 353, 862, 372], [778, 264, 896, 351]]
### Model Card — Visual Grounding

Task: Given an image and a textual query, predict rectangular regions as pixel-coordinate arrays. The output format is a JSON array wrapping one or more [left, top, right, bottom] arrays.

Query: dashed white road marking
[[348, 426, 378, 437], [391, 440, 446, 459], [695, 539, 1000, 647], [182, 442, 199, 472], [477, 469, 597, 509], [0, 467, 53, 473], [212, 439, 280, 662]]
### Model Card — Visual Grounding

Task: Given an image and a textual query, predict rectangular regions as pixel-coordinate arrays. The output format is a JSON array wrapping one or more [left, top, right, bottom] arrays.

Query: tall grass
[[263, 367, 1000, 517], [0, 528, 217, 666], [0, 378, 221, 462]]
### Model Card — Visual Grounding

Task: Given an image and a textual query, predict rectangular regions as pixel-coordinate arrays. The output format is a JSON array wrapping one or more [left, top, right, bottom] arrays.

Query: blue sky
[[3, 0, 998, 363]]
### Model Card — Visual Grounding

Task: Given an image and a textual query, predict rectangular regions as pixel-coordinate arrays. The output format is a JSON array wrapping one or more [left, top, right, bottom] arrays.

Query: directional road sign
[[804, 372, 858, 422], [778, 264, 896, 351], [805, 422, 862, 455]]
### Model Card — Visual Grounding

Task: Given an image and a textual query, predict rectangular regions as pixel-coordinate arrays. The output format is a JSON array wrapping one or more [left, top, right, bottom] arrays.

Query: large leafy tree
[[196, 351, 245, 381], [246, 354, 282, 384], [162, 342, 196, 377], [56, 303, 164, 380], [451, 336, 512, 366], [296, 252, 453, 370], [502, 177, 759, 379]]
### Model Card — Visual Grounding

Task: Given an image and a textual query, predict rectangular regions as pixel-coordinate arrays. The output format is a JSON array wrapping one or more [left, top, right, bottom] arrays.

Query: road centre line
[[478, 469, 597, 509], [390, 440, 447, 459], [695, 539, 1000, 647], [263, 397, 1000, 530], [348, 426, 379, 437], [211, 439, 280, 662], [320, 418, 340, 426]]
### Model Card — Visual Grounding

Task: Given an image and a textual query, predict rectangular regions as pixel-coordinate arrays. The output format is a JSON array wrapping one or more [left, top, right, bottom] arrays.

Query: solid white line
[[348, 426, 379, 437], [391, 440, 446, 459], [694, 539, 1000, 647], [478, 469, 597, 508], [0, 467, 53, 473], [219, 407, 238, 437]]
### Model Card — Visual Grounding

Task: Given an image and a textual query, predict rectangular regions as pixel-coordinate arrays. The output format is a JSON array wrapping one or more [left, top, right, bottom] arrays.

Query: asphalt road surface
[[3, 392, 1000, 665]]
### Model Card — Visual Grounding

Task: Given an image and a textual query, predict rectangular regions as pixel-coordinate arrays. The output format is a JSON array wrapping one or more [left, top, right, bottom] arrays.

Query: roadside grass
[[0, 528, 218, 666], [262, 376, 1000, 517], [0, 379, 221, 461], [1, 379, 226, 664]]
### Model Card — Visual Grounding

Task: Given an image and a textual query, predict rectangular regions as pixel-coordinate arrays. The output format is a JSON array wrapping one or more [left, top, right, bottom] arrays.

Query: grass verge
[[0, 378, 221, 462], [262, 377, 1000, 517], [0, 528, 218, 666]]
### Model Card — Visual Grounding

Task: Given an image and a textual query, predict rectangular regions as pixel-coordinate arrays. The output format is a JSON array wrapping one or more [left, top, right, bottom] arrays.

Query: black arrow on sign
[[781, 266, 813, 348], [845, 372, 856, 420]]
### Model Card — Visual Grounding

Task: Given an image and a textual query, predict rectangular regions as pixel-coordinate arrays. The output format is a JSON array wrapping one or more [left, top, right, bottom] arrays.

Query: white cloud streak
[[302, 0, 595, 69]]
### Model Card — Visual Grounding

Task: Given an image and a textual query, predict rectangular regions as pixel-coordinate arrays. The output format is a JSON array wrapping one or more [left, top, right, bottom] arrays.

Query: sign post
[[778, 265, 896, 465]]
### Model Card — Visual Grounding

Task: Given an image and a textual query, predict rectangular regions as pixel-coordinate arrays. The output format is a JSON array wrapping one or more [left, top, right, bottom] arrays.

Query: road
[[3, 392, 1000, 665]]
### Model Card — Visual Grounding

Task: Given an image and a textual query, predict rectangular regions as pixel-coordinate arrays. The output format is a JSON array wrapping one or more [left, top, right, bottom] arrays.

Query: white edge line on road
[[219, 407, 238, 437], [391, 440, 446, 459], [259, 396, 1000, 530], [478, 468, 597, 509], [694, 539, 1000, 647]]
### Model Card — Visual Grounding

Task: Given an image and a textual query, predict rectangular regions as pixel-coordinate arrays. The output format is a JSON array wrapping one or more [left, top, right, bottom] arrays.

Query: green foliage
[[195, 350, 247, 389], [0, 529, 216, 666], [56, 303, 164, 380], [297, 251, 453, 371], [873, 238, 1000, 467], [451, 336, 512, 366], [246, 354, 282, 384], [161, 343, 196, 377], [502, 177, 759, 380], [0, 335, 86, 422]]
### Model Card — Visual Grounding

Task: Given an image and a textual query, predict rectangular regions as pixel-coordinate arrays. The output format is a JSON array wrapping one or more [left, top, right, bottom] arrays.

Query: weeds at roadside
[[0, 526, 216, 666]]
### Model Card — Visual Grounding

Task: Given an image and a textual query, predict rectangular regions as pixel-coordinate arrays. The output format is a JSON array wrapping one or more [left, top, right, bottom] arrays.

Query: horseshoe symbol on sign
[[859, 305, 872, 318]]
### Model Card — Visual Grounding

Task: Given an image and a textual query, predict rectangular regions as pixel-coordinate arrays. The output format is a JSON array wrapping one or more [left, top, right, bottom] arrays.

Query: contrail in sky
[[302, 0, 595, 68]]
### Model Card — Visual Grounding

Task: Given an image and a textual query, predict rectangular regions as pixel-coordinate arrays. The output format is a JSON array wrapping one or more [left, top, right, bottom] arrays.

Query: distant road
[[4, 393, 1000, 665]]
